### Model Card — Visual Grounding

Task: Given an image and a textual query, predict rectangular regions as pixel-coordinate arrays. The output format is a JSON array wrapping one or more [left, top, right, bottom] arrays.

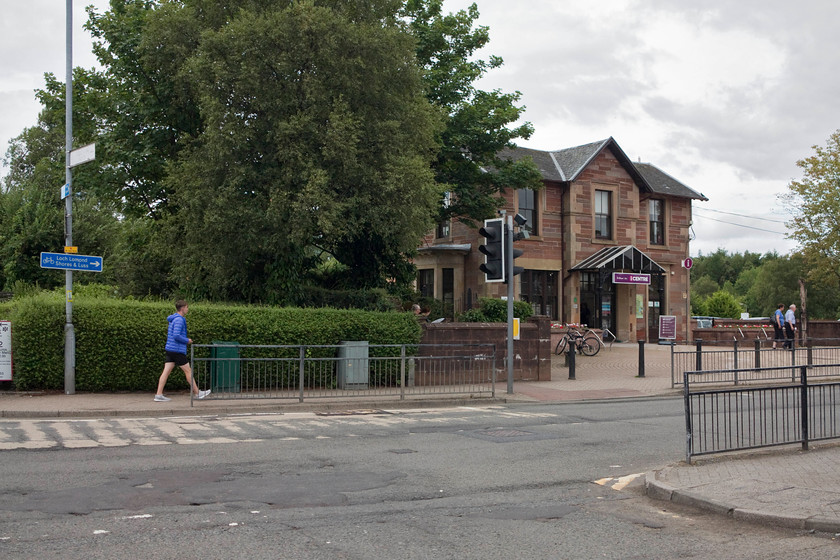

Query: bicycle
[[554, 328, 599, 356], [578, 327, 617, 354]]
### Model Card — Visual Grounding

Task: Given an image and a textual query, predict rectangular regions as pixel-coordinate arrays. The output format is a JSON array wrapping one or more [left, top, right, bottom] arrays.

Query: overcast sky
[[3, 0, 838, 257]]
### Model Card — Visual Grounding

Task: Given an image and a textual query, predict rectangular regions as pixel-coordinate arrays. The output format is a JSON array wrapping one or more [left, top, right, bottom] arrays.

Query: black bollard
[[638, 340, 645, 377], [568, 340, 576, 380]]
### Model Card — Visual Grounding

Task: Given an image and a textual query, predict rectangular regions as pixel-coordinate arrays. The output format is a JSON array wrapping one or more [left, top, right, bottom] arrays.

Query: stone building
[[414, 137, 707, 343]]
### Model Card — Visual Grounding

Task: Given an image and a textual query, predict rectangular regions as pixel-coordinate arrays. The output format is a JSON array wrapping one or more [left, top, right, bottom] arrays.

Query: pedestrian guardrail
[[670, 340, 840, 387], [189, 343, 497, 405], [684, 363, 840, 463]]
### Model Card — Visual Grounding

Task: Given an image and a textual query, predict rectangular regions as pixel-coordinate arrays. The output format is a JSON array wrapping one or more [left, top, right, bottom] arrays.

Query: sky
[[2, 0, 838, 257]]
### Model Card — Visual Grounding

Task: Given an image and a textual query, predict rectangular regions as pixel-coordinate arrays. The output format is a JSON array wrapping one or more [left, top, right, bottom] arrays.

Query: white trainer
[[153, 394, 171, 402], [197, 389, 211, 400]]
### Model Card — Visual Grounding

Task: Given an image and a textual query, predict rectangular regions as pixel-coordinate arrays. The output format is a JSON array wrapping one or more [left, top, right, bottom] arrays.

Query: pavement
[[2, 341, 839, 533]]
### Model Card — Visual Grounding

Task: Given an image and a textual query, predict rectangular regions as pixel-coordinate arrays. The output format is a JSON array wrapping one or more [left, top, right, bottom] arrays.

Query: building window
[[519, 270, 557, 319], [595, 190, 612, 239], [418, 269, 434, 298], [649, 199, 664, 245], [442, 268, 454, 308], [517, 188, 538, 233], [436, 219, 450, 239], [436, 191, 452, 239]]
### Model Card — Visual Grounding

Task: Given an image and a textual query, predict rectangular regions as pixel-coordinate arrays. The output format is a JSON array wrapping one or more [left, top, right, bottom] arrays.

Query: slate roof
[[499, 137, 708, 201]]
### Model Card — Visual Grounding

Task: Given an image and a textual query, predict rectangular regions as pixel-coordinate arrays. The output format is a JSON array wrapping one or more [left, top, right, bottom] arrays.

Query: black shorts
[[165, 351, 189, 367]]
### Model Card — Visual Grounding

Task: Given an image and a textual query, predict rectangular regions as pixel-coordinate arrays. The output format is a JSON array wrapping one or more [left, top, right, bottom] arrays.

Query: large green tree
[[403, 0, 542, 227], [1, 69, 119, 290], [785, 129, 840, 291]]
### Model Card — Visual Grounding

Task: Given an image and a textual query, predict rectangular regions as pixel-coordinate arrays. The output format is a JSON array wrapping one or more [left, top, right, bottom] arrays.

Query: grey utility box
[[337, 341, 369, 389]]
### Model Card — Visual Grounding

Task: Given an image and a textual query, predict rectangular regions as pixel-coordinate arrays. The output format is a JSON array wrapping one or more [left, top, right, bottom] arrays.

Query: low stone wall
[[693, 320, 840, 346], [419, 316, 551, 381]]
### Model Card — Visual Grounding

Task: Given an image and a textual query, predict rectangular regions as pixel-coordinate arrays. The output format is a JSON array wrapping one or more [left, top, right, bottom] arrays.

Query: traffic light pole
[[505, 215, 514, 394]]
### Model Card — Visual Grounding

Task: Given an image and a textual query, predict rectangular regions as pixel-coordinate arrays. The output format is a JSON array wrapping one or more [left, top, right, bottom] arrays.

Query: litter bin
[[210, 341, 240, 393], [337, 341, 369, 389]]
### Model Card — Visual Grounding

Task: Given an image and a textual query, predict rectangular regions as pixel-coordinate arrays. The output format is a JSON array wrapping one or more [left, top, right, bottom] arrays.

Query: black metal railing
[[671, 339, 840, 387], [684, 363, 840, 463]]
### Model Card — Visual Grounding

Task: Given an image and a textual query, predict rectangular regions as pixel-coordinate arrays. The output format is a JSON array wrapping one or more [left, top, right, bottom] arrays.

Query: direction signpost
[[40, 252, 103, 273]]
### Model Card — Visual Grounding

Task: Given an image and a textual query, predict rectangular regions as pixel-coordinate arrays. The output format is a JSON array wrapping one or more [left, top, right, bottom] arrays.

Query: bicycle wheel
[[583, 335, 601, 356], [580, 338, 598, 356], [554, 336, 568, 355]]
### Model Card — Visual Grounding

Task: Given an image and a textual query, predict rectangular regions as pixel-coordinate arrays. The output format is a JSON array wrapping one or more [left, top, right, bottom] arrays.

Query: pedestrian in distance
[[154, 300, 210, 402], [784, 304, 797, 349], [772, 303, 785, 349]]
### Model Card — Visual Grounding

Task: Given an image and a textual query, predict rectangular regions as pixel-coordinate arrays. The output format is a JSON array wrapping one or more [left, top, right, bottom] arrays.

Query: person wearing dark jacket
[[154, 300, 210, 402]]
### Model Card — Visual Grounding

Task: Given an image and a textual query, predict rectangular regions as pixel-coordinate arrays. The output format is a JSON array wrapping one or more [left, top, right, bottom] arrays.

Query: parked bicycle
[[579, 326, 617, 352], [554, 328, 600, 356]]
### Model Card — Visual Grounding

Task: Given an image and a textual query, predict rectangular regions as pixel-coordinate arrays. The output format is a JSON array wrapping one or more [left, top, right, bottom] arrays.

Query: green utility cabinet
[[210, 341, 240, 393]]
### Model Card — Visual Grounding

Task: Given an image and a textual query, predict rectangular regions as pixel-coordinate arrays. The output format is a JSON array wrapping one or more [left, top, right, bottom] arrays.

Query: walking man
[[154, 300, 210, 402], [772, 304, 785, 349], [784, 304, 797, 349]]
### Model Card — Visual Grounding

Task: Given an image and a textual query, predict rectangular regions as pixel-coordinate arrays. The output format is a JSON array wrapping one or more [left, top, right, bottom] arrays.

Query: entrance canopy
[[570, 245, 665, 273]]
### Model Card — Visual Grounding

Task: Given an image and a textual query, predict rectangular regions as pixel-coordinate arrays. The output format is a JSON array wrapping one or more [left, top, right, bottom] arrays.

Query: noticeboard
[[0, 321, 12, 381], [659, 315, 677, 340]]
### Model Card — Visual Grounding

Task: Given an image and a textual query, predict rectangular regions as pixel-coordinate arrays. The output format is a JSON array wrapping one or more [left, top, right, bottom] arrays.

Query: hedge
[[2, 294, 422, 392]]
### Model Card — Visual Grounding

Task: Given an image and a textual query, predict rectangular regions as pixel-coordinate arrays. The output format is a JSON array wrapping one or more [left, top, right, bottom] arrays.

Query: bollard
[[733, 340, 739, 385], [754, 339, 761, 370], [638, 340, 645, 377], [695, 339, 703, 372], [568, 341, 576, 380]]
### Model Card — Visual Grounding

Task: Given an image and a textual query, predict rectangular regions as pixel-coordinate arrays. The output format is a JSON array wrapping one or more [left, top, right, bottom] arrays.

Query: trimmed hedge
[[4, 294, 422, 392]]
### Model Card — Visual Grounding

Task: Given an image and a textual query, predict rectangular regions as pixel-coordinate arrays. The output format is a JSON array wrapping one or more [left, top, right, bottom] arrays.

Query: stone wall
[[419, 315, 551, 382]]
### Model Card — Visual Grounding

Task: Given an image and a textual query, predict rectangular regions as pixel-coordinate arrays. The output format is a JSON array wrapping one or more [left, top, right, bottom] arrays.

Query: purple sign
[[659, 315, 677, 339], [612, 272, 651, 285]]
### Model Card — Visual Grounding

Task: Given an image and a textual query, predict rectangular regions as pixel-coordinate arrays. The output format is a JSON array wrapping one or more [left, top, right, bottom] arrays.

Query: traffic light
[[479, 218, 505, 282], [507, 213, 528, 284]]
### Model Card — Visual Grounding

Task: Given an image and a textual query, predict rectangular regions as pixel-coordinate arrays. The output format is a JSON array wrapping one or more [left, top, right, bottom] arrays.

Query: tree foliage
[[1, 0, 544, 304], [690, 250, 840, 320], [403, 0, 542, 227], [785, 129, 840, 290]]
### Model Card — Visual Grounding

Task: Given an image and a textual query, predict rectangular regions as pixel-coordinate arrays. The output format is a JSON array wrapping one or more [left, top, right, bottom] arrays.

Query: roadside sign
[[60, 183, 71, 199], [40, 252, 103, 272], [69, 143, 96, 167], [0, 321, 12, 381], [682, 257, 693, 269], [64, 246, 78, 254]]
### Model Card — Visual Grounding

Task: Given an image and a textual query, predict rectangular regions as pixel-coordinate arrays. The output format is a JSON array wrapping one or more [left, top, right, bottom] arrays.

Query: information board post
[[0, 321, 12, 382]]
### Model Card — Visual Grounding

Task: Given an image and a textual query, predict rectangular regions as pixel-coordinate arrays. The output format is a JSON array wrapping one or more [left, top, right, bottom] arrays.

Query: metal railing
[[189, 343, 497, 404], [684, 363, 840, 463], [670, 340, 840, 387]]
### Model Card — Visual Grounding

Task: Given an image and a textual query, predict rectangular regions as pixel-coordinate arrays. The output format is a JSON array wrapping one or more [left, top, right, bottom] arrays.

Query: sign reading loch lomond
[[612, 272, 651, 285], [40, 252, 103, 272]]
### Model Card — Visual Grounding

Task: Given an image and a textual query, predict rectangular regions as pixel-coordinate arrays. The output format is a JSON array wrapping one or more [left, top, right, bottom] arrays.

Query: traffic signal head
[[479, 218, 505, 283]]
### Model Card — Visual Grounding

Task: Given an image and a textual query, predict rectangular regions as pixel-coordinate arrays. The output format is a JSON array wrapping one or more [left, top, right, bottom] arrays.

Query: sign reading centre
[[612, 272, 651, 285]]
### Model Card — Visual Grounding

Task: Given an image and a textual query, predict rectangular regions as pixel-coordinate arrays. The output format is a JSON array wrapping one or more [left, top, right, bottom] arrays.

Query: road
[[0, 398, 836, 559]]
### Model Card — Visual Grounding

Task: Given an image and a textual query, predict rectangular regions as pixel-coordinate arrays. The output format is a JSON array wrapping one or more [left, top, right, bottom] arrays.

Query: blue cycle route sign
[[40, 252, 103, 273]]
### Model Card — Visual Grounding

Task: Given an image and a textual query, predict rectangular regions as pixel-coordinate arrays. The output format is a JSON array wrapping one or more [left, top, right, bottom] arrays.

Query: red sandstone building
[[415, 137, 707, 343]]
